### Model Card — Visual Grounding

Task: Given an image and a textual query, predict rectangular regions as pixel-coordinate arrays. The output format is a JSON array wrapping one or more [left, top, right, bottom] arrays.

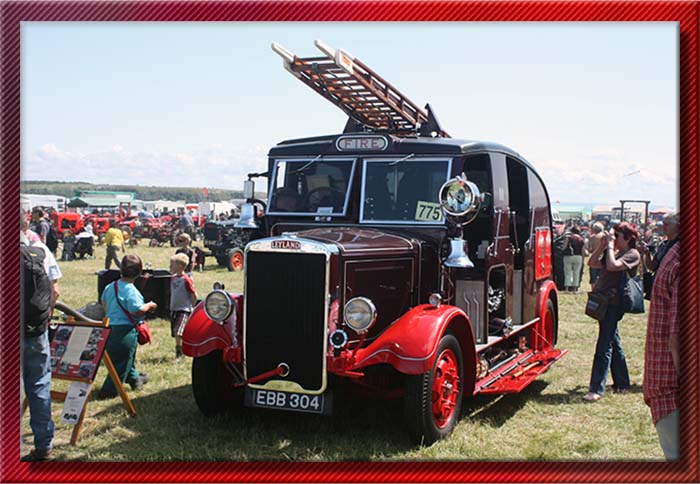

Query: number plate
[[244, 388, 331, 415]]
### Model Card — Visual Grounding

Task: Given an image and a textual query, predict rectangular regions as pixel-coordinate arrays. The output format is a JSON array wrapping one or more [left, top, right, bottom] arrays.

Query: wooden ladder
[[272, 40, 448, 137]]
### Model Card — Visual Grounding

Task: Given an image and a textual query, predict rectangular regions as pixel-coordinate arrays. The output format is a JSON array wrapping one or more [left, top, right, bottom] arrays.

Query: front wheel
[[191, 350, 241, 416], [404, 333, 463, 445], [226, 248, 245, 272]]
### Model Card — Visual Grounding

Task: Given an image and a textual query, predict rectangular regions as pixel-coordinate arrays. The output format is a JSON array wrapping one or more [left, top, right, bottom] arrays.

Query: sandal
[[583, 392, 602, 402]]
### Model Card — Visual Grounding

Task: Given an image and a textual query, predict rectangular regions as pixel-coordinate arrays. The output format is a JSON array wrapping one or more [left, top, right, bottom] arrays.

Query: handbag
[[114, 282, 152, 345], [621, 271, 645, 314], [585, 291, 609, 320]]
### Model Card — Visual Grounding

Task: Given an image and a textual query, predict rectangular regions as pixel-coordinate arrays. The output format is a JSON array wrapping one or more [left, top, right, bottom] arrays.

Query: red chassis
[[182, 292, 566, 399]]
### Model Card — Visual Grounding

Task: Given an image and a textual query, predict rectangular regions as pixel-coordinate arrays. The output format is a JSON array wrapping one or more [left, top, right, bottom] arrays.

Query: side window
[[527, 168, 550, 228]]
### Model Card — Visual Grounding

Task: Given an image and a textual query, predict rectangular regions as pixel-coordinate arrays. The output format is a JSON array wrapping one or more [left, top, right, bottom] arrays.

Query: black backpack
[[21, 244, 52, 337], [45, 224, 59, 253]]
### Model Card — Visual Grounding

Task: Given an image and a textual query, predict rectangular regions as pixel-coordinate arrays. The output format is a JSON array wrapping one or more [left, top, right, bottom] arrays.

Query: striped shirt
[[643, 242, 679, 424]]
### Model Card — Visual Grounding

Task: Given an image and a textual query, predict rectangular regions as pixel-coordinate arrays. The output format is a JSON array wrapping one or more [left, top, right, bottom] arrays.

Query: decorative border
[[1, 2, 697, 482]]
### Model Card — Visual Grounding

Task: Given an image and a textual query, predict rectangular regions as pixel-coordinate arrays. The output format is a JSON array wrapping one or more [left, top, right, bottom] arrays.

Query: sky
[[22, 22, 678, 209]]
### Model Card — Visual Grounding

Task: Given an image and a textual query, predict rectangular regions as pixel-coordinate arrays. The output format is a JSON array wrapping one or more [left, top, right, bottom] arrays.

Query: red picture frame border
[[2, 2, 697, 482]]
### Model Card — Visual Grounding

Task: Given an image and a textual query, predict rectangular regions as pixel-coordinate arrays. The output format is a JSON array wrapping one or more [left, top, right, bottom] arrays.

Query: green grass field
[[21, 241, 663, 461]]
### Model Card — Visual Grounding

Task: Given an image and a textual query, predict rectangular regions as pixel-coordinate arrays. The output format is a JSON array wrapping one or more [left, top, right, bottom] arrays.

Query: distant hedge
[[21, 180, 243, 203]]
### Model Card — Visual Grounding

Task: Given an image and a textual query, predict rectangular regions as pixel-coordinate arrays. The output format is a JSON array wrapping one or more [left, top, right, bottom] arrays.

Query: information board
[[50, 324, 111, 381]]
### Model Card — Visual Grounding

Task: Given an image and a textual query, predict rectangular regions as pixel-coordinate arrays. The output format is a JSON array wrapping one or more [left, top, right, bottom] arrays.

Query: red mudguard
[[181, 294, 243, 361], [350, 304, 475, 375]]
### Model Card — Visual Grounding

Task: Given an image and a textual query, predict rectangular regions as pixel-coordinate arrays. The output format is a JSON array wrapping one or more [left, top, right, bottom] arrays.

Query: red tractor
[[50, 211, 84, 239]]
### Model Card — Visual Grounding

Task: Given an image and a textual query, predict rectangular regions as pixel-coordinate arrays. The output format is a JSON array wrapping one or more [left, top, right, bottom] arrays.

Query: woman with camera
[[584, 222, 640, 402]]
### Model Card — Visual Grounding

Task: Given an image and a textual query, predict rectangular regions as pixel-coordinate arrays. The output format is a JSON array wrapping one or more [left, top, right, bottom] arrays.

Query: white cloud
[[25, 144, 268, 190]]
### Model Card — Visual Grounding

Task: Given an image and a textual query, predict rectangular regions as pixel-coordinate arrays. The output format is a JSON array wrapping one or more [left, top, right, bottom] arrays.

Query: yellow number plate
[[415, 201, 442, 222]]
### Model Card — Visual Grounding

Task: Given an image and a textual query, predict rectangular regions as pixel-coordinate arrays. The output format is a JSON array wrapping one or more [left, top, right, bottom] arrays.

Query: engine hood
[[293, 227, 419, 257]]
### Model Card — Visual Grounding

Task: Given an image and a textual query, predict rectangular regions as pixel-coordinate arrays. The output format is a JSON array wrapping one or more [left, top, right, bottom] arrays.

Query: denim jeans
[[22, 331, 55, 451], [588, 305, 630, 395]]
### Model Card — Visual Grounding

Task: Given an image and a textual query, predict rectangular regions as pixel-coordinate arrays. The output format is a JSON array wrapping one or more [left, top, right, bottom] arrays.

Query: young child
[[169, 253, 197, 359], [175, 233, 194, 275]]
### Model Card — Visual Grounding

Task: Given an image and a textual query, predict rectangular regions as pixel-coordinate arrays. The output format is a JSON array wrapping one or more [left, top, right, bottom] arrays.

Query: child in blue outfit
[[170, 253, 197, 359], [98, 254, 157, 399]]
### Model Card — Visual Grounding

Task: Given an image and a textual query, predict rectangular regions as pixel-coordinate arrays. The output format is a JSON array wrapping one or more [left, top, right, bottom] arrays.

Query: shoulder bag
[[114, 282, 152, 345], [585, 291, 610, 320], [621, 271, 645, 314]]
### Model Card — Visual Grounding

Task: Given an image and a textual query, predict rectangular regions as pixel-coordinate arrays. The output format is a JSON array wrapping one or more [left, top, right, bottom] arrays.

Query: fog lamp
[[343, 297, 377, 334], [204, 290, 233, 323]]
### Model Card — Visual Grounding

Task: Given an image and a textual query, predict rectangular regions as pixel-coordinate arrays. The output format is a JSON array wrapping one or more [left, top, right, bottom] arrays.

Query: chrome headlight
[[344, 297, 377, 334], [204, 290, 233, 322]]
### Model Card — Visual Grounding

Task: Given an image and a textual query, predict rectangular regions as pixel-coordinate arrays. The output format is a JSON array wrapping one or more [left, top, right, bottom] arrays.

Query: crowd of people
[[20, 206, 203, 461], [579, 212, 680, 461], [20, 206, 681, 461]]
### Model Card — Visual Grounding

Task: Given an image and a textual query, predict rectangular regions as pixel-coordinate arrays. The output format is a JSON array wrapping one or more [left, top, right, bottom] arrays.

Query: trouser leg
[[588, 306, 619, 395], [101, 326, 137, 393], [655, 410, 680, 460], [22, 332, 55, 451]]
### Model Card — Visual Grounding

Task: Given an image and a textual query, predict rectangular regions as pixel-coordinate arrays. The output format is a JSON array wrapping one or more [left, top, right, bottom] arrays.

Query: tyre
[[191, 350, 240, 416], [226, 248, 245, 272], [404, 333, 463, 445], [537, 298, 557, 350]]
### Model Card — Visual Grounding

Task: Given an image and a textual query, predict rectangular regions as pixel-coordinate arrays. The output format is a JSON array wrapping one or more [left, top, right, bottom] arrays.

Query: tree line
[[21, 180, 243, 203]]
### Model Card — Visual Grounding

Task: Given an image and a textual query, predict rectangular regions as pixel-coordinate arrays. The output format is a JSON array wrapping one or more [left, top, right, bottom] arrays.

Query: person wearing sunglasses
[[584, 221, 641, 402]]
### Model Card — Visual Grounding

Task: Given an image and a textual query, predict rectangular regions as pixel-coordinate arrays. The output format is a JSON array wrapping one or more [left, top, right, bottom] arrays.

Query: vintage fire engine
[[182, 40, 567, 444]]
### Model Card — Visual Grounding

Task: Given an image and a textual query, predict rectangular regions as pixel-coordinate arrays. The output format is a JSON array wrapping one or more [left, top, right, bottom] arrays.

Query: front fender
[[181, 294, 243, 360], [350, 304, 475, 376]]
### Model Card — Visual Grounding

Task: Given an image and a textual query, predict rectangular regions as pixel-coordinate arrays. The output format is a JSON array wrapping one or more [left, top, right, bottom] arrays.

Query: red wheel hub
[[231, 252, 244, 271], [431, 348, 460, 429]]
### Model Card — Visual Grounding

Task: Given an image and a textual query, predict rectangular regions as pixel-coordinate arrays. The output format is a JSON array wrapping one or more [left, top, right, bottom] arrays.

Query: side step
[[474, 348, 568, 395]]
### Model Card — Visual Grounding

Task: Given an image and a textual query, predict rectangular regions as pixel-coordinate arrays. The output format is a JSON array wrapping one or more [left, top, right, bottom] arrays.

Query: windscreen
[[268, 159, 355, 215], [362, 159, 451, 223]]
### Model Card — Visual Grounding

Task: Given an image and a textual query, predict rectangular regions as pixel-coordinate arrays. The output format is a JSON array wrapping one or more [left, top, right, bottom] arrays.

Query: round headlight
[[204, 290, 233, 322], [344, 297, 377, 334]]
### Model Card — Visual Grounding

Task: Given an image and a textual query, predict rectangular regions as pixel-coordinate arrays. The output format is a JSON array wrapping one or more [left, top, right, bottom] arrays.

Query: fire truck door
[[487, 154, 514, 320]]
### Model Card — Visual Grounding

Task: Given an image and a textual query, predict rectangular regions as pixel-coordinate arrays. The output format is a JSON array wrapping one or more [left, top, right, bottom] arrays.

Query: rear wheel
[[226, 248, 245, 272], [191, 350, 241, 416], [537, 298, 557, 350], [405, 333, 463, 445]]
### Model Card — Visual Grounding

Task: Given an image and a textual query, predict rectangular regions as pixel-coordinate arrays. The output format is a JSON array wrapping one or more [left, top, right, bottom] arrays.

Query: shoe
[[613, 387, 630, 394], [129, 374, 148, 390], [21, 447, 51, 462], [583, 392, 602, 402]]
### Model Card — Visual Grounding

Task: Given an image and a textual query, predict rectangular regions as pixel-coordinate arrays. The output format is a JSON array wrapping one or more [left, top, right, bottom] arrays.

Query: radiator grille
[[245, 251, 327, 391]]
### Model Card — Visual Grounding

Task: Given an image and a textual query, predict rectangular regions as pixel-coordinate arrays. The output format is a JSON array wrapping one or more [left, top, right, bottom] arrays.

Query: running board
[[474, 348, 568, 395], [475, 317, 539, 353]]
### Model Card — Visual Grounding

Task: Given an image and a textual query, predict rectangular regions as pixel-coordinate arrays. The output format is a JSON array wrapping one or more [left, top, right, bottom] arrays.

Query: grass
[[22, 241, 663, 461]]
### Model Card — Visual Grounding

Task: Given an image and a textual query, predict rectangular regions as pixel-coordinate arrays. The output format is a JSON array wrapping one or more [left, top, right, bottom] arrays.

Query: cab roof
[[268, 133, 538, 173]]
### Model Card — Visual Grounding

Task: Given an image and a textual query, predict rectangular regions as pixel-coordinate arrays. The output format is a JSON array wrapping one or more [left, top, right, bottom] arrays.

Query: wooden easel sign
[[23, 318, 136, 445]]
